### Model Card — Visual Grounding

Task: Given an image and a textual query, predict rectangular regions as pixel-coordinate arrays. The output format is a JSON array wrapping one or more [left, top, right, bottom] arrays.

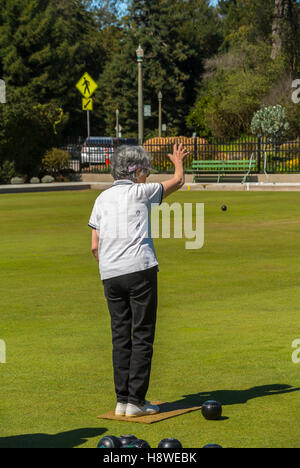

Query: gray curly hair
[[110, 145, 152, 181]]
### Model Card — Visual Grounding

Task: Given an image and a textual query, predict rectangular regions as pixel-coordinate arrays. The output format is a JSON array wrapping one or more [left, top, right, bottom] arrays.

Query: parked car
[[81, 137, 114, 164], [81, 137, 137, 164]]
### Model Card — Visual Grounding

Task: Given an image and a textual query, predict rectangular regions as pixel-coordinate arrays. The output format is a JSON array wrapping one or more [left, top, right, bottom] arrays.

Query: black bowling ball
[[201, 400, 222, 420], [123, 439, 151, 448], [203, 443, 223, 448], [97, 435, 122, 448], [119, 435, 138, 447], [158, 438, 182, 448]]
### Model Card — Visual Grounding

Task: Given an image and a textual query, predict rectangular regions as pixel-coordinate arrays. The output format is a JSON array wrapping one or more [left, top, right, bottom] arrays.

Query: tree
[[187, 0, 300, 139], [279, 0, 300, 74], [271, 0, 287, 60], [188, 39, 287, 138], [0, 93, 65, 176], [98, 0, 222, 138], [217, 0, 274, 49], [0, 0, 104, 136]]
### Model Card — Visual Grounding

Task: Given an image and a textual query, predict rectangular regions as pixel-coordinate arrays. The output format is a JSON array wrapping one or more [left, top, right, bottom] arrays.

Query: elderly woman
[[88, 143, 188, 417]]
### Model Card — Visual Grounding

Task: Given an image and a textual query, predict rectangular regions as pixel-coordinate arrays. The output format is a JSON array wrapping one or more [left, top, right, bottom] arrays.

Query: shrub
[[0, 96, 66, 178], [285, 102, 300, 139], [30, 177, 40, 184], [41, 175, 55, 184], [11, 176, 24, 185], [0, 160, 16, 184], [251, 105, 290, 141], [186, 96, 213, 139], [42, 148, 71, 179]]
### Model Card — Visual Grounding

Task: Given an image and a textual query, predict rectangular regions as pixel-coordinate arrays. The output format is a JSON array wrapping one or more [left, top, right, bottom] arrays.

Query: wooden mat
[[97, 401, 202, 424]]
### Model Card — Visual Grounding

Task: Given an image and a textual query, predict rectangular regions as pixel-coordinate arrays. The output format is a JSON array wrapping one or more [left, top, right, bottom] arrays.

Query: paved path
[[2, 181, 300, 194]]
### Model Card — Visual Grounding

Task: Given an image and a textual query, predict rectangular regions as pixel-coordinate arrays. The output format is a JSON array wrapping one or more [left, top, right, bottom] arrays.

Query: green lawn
[[1, 190, 300, 448]]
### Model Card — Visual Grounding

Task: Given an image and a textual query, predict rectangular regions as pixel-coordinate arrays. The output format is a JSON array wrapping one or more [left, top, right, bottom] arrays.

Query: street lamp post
[[116, 109, 119, 139], [158, 91, 163, 137], [136, 45, 144, 145]]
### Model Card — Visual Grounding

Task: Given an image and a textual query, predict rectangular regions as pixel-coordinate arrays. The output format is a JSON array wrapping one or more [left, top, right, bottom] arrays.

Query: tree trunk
[[271, 0, 289, 60]]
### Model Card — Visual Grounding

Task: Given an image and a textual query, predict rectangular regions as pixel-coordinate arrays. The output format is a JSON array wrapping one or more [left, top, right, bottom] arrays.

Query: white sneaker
[[115, 402, 127, 416], [125, 401, 160, 417]]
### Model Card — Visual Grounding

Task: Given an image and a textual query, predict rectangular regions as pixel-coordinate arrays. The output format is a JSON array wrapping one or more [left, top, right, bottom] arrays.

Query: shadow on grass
[[159, 384, 300, 413], [0, 427, 107, 448]]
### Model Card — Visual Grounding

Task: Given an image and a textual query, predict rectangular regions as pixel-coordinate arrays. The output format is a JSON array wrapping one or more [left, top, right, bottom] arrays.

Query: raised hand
[[168, 143, 189, 165]]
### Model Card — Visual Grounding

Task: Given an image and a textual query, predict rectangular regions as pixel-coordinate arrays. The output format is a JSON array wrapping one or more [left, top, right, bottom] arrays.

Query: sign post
[[116, 109, 119, 139], [76, 72, 98, 139], [87, 111, 90, 139]]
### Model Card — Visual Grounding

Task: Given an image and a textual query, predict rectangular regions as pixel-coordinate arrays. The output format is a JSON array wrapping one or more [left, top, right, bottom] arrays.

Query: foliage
[[0, 0, 104, 136], [251, 105, 290, 140], [0, 92, 64, 177], [0, 160, 16, 184], [10, 176, 24, 184], [33, 104, 64, 135], [30, 177, 40, 184], [284, 101, 300, 139], [41, 174, 55, 183], [188, 40, 288, 138], [186, 0, 300, 139], [98, 0, 222, 137], [217, 0, 274, 49], [0, 0, 299, 165], [186, 96, 213, 139], [42, 147, 71, 178]]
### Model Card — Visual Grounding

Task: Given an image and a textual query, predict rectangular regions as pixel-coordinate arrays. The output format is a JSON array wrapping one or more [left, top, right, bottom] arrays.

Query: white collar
[[113, 179, 134, 185]]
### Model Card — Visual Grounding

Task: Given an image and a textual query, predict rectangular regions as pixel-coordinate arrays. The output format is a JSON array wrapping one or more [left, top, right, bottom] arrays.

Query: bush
[[0, 160, 16, 184], [186, 96, 213, 139], [30, 177, 40, 184], [11, 176, 24, 185], [41, 175, 55, 184], [251, 105, 290, 141], [285, 102, 300, 139], [197, 42, 286, 139], [42, 148, 71, 179], [0, 96, 66, 178]]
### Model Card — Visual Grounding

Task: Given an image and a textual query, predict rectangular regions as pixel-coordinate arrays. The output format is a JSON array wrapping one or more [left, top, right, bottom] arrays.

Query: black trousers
[[103, 266, 158, 406]]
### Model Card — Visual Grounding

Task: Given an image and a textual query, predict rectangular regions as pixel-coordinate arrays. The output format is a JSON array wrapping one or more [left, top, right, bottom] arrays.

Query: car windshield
[[85, 138, 114, 146]]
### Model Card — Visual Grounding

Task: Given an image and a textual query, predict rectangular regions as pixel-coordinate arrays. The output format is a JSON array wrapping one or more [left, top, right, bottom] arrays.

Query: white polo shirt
[[88, 180, 163, 280]]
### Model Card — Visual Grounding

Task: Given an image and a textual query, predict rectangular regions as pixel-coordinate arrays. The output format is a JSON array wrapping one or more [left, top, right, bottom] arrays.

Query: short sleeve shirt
[[88, 180, 163, 280]]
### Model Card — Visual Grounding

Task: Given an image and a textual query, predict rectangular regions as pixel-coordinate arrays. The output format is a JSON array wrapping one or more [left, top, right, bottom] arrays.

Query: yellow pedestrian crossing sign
[[76, 72, 98, 98], [82, 98, 93, 111]]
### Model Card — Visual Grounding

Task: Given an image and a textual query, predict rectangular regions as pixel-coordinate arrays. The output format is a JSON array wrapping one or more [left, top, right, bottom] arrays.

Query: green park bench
[[191, 159, 257, 184]]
